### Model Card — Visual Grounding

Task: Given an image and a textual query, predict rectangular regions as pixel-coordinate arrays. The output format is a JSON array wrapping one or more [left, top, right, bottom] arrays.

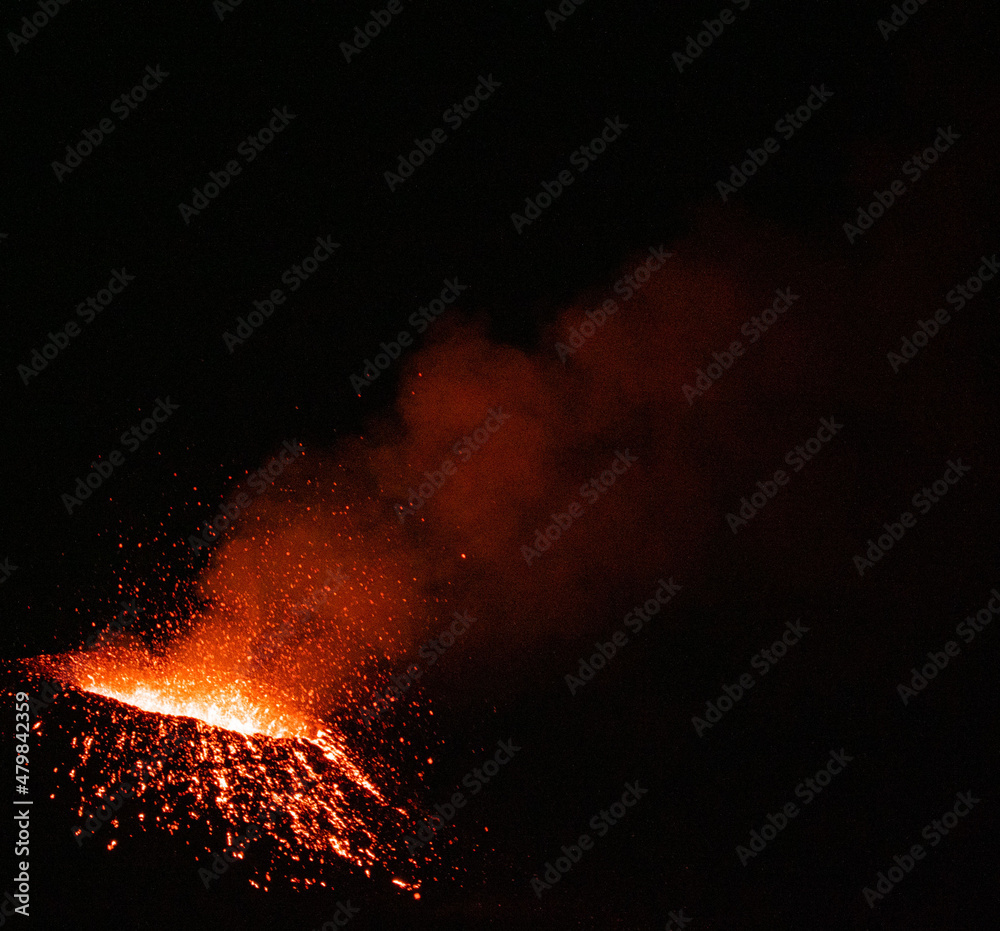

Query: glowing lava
[[87, 679, 307, 739], [28, 641, 429, 891]]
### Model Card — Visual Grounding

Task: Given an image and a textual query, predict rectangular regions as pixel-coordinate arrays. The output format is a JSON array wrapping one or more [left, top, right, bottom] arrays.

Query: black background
[[3, 0, 999, 928]]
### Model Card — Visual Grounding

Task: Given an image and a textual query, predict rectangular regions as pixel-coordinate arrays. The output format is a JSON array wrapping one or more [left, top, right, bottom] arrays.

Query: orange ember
[[29, 634, 430, 892]]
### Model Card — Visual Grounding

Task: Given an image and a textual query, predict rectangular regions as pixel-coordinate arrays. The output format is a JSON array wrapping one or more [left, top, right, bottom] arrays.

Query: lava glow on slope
[[28, 640, 430, 893], [82, 668, 321, 742]]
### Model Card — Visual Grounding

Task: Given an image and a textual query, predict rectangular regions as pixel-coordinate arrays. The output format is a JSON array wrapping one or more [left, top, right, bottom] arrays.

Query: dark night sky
[[3, 1, 999, 929]]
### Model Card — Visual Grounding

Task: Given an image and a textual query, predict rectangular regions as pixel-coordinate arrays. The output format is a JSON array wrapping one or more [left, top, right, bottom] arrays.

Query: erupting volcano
[[16, 237, 808, 896], [23, 498, 453, 894], [26, 633, 431, 892], [19, 221, 947, 900]]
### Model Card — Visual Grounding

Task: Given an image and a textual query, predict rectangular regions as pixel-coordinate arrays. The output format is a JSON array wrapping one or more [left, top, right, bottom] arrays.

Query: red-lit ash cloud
[[24, 190, 990, 887]]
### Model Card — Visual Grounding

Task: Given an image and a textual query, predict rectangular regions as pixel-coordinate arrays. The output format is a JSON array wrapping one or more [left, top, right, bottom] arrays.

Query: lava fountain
[[23, 497, 449, 892], [26, 636, 430, 892]]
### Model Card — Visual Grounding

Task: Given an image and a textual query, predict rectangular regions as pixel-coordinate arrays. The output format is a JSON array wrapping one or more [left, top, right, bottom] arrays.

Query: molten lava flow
[[87, 679, 308, 740], [80, 666, 386, 802], [30, 638, 430, 891]]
